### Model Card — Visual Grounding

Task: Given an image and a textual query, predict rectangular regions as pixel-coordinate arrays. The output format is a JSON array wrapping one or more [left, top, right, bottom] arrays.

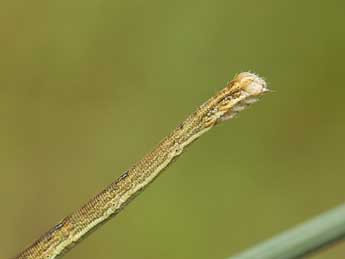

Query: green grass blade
[[227, 204, 345, 259]]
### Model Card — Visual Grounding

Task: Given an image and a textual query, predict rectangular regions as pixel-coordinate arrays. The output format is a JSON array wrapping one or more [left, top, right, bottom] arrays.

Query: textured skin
[[14, 72, 268, 259]]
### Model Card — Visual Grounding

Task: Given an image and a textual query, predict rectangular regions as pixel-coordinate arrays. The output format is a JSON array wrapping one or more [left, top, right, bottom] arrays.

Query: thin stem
[[227, 204, 345, 259]]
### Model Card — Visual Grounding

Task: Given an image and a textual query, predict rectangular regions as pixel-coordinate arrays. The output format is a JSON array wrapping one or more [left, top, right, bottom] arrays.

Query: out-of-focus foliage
[[1, 1, 345, 258]]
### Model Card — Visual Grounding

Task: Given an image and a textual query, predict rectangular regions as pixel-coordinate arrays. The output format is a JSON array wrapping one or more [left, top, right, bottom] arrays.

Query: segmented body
[[15, 72, 268, 258]]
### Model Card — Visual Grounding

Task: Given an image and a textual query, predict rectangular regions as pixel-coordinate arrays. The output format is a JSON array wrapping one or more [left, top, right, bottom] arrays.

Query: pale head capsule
[[236, 72, 269, 96], [199, 72, 269, 128], [216, 72, 269, 123]]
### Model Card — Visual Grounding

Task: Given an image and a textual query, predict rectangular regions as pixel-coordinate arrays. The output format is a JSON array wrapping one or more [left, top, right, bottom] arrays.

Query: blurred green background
[[2, 1, 345, 258]]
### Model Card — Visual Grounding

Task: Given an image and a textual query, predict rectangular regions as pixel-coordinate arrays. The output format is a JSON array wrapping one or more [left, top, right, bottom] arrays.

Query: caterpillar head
[[202, 72, 269, 128]]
